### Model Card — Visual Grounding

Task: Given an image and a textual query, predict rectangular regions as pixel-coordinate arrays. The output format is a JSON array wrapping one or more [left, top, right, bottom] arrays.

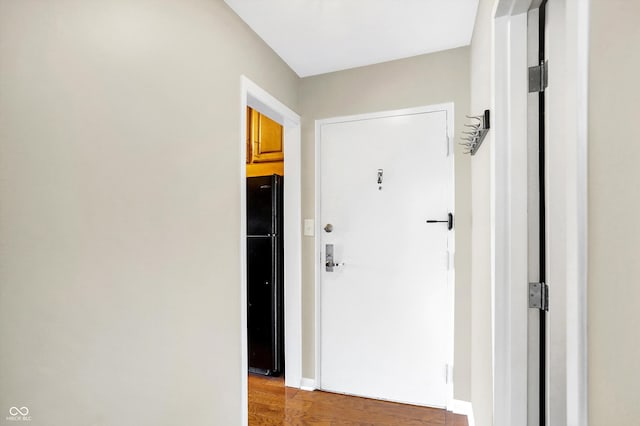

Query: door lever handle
[[426, 213, 454, 230], [325, 260, 344, 270]]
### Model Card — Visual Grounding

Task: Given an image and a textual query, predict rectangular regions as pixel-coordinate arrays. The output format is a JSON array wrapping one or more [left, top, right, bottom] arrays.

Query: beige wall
[[589, 0, 640, 424], [299, 47, 472, 401], [468, 0, 494, 425], [0, 1, 298, 425]]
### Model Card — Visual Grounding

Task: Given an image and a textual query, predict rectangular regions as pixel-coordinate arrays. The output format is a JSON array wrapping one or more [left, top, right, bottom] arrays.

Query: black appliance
[[247, 175, 284, 376]]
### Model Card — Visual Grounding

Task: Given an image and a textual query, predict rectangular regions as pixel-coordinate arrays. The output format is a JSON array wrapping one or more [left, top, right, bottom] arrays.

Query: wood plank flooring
[[248, 374, 468, 426]]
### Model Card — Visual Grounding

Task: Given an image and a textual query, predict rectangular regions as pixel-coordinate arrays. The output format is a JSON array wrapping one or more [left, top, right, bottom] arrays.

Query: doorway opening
[[493, 1, 589, 424], [246, 107, 285, 377], [239, 76, 302, 425]]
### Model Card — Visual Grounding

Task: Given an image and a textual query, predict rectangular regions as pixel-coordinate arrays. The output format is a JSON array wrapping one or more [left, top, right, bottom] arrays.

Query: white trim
[[546, 1, 589, 424], [448, 400, 475, 426], [492, 1, 589, 425], [239, 76, 302, 426], [314, 102, 456, 403], [565, 1, 589, 424], [492, 4, 530, 426], [313, 120, 321, 389], [312, 103, 456, 126], [300, 378, 317, 391]]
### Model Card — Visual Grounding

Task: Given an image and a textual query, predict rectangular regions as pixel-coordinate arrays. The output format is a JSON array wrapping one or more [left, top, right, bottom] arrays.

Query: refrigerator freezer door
[[247, 175, 281, 236]]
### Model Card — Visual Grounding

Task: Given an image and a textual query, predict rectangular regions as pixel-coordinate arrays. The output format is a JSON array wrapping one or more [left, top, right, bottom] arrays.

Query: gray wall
[[589, 0, 640, 423], [0, 1, 298, 425], [299, 47, 472, 401]]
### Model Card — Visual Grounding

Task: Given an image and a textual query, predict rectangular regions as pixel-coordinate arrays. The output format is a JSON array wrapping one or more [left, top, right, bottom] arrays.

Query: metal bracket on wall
[[529, 282, 549, 311], [460, 109, 490, 156]]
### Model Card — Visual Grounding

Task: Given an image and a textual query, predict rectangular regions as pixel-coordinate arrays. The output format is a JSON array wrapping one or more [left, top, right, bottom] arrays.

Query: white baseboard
[[300, 377, 316, 391], [448, 399, 474, 426]]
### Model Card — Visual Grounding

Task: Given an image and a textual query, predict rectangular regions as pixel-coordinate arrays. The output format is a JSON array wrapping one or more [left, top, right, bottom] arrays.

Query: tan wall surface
[[589, 0, 640, 424], [299, 47, 472, 401], [469, 0, 494, 424], [0, 1, 298, 425]]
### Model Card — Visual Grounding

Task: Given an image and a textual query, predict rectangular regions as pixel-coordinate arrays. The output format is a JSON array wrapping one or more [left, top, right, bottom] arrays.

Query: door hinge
[[445, 364, 453, 384], [528, 60, 549, 93], [529, 282, 549, 311]]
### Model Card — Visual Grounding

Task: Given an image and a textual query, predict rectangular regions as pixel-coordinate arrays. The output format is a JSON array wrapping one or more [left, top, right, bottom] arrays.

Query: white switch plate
[[304, 219, 315, 236]]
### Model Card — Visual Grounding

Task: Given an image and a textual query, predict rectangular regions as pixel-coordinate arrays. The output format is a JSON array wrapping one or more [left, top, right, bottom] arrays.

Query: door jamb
[[314, 103, 456, 404], [239, 76, 302, 425], [493, 4, 530, 425], [492, 1, 589, 425]]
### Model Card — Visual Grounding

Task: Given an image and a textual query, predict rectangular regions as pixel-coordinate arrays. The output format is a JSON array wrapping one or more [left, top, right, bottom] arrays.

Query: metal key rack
[[461, 109, 490, 156]]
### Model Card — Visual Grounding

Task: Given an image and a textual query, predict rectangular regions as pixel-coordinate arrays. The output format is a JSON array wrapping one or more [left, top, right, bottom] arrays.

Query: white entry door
[[318, 107, 454, 408]]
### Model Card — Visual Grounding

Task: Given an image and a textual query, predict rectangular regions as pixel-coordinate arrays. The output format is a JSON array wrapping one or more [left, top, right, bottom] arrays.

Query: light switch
[[304, 219, 314, 236]]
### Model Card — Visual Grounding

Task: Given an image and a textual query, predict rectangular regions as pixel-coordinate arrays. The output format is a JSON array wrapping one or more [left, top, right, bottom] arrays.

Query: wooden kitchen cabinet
[[249, 108, 284, 163], [246, 107, 284, 177]]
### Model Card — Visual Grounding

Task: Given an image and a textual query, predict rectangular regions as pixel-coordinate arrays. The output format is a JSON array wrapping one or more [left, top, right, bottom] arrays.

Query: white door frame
[[314, 103, 456, 404], [492, 4, 530, 425], [239, 76, 302, 425], [492, 1, 589, 425]]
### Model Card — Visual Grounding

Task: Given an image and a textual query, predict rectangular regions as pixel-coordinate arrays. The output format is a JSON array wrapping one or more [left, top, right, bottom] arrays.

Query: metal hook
[[461, 109, 490, 156]]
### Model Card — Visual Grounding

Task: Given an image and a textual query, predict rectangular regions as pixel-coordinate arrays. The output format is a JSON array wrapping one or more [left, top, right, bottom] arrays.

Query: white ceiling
[[224, 0, 479, 77]]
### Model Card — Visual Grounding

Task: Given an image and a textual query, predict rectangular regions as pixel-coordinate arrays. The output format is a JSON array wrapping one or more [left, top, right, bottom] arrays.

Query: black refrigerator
[[247, 175, 284, 376]]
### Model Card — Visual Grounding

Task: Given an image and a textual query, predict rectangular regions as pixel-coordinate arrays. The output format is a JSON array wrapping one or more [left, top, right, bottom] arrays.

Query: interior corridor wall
[[588, 0, 640, 423], [0, 1, 298, 425], [299, 47, 472, 401], [469, 0, 495, 424]]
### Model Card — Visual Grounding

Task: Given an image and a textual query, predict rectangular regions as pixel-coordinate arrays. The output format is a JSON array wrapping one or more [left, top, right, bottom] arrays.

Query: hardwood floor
[[248, 374, 468, 425]]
